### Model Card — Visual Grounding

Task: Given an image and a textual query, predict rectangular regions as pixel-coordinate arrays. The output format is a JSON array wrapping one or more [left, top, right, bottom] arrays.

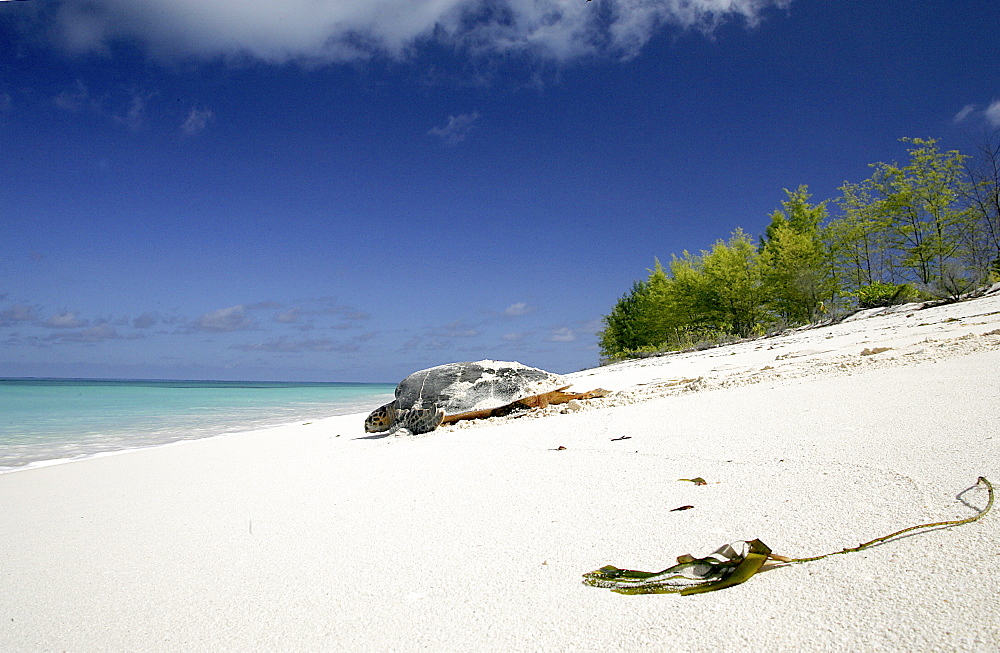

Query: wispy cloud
[[194, 305, 254, 332], [44, 311, 88, 329], [46, 0, 793, 63], [441, 320, 480, 338], [116, 89, 157, 131], [274, 308, 301, 324], [341, 310, 370, 322], [132, 312, 159, 329], [53, 81, 161, 131], [0, 303, 38, 327], [247, 301, 284, 311], [10, 322, 128, 346], [51, 324, 122, 343], [430, 112, 480, 146], [233, 333, 375, 353], [233, 337, 353, 353], [987, 100, 1000, 128], [954, 104, 977, 124], [503, 302, 534, 317], [53, 80, 92, 112], [954, 100, 1000, 128], [400, 317, 484, 353], [181, 106, 214, 136], [550, 327, 576, 342], [264, 298, 370, 329]]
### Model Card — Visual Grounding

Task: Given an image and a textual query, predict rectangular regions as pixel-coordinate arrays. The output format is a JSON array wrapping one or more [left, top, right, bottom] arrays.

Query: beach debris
[[611, 435, 632, 441], [679, 477, 708, 485], [550, 445, 568, 451], [584, 540, 771, 595], [775, 349, 829, 360], [860, 347, 893, 356], [585, 476, 993, 596], [670, 505, 695, 511], [365, 360, 607, 436]]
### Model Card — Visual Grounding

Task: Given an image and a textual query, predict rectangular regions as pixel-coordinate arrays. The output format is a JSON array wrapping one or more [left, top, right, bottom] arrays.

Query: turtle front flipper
[[365, 402, 397, 433], [394, 406, 445, 435]]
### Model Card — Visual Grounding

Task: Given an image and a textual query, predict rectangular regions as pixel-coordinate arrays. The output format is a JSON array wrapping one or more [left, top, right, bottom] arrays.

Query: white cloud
[[247, 301, 284, 310], [195, 305, 254, 332], [442, 320, 480, 338], [53, 80, 91, 111], [132, 312, 159, 329], [986, 100, 1000, 128], [342, 310, 370, 321], [47, 0, 793, 63], [55, 324, 121, 343], [232, 336, 360, 353], [52, 81, 159, 130], [44, 311, 87, 329], [550, 326, 576, 342], [116, 89, 156, 131], [953, 99, 1000, 128], [953, 104, 977, 124], [430, 112, 480, 145], [274, 308, 301, 324], [181, 106, 214, 135], [0, 303, 38, 326], [503, 301, 534, 316]]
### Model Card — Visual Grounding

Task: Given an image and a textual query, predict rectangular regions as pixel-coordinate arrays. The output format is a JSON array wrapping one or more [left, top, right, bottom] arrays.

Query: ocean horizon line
[[0, 376, 395, 386]]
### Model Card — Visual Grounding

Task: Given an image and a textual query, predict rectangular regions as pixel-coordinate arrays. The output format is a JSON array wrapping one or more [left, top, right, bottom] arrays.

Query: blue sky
[[1, 0, 998, 382]]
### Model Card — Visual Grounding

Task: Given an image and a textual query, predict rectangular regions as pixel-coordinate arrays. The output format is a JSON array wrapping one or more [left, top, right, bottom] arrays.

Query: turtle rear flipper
[[394, 406, 445, 435]]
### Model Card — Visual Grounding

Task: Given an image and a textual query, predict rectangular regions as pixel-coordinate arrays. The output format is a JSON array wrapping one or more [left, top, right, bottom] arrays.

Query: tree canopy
[[599, 137, 1000, 361]]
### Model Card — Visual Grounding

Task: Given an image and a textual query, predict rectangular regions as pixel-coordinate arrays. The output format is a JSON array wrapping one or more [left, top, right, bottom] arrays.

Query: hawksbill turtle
[[365, 360, 606, 436]]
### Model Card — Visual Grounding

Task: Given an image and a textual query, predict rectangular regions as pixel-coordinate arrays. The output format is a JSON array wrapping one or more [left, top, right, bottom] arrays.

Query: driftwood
[[442, 386, 608, 424]]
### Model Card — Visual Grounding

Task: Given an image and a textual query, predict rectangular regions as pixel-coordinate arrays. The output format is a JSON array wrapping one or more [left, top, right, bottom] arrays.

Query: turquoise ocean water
[[0, 379, 395, 473]]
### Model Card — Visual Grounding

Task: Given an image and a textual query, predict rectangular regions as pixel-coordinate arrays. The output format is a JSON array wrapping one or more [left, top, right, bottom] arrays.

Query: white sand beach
[[2, 289, 999, 651]]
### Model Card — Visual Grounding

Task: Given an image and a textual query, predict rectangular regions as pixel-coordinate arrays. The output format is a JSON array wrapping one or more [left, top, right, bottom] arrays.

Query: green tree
[[696, 229, 771, 337], [599, 135, 1000, 364], [763, 185, 826, 237], [868, 138, 975, 288], [963, 132, 1000, 281], [664, 251, 710, 333], [598, 240, 776, 359], [599, 279, 653, 358], [828, 179, 898, 290], [636, 259, 679, 341], [761, 186, 836, 323], [598, 260, 674, 358]]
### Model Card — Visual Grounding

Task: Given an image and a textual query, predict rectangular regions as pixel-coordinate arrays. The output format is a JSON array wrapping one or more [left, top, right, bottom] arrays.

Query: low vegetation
[[600, 136, 1000, 362]]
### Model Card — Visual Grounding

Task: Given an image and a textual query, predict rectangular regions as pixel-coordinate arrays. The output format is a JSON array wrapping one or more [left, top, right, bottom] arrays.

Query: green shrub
[[854, 281, 914, 309]]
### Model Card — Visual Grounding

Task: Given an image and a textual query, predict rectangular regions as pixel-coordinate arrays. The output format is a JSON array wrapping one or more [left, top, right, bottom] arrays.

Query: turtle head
[[365, 402, 397, 433]]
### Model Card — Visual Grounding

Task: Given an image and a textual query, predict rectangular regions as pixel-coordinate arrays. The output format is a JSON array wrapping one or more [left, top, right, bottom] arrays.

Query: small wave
[[0, 380, 394, 473]]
